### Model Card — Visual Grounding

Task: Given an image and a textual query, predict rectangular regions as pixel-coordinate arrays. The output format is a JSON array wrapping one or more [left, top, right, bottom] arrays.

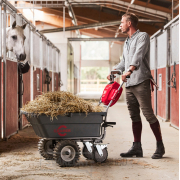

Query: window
[[81, 35, 109, 60]]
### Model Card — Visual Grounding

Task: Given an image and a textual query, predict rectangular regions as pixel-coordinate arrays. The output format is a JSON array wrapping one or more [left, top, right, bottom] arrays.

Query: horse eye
[[12, 35, 17, 40]]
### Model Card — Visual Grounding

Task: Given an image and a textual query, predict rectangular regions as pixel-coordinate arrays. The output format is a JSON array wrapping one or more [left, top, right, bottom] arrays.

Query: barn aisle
[[0, 102, 178, 180]]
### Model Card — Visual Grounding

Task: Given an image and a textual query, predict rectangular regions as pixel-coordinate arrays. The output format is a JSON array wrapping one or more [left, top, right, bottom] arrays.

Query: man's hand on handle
[[107, 71, 117, 81], [122, 71, 132, 82]]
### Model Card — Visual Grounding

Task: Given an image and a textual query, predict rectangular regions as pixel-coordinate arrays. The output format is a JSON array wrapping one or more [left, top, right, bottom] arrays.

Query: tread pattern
[[38, 138, 55, 160], [53, 140, 81, 167]]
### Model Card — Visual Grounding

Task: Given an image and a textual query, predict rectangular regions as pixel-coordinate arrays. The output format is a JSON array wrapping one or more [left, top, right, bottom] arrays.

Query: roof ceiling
[[15, 0, 179, 39]]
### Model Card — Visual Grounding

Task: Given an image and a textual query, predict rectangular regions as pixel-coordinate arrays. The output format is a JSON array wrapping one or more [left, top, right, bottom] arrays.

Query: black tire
[[38, 139, 56, 160], [82, 145, 94, 160], [53, 140, 80, 167], [94, 147, 108, 163]]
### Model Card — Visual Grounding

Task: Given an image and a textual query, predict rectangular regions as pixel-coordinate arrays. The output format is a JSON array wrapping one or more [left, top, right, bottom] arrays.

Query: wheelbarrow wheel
[[38, 138, 56, 160], [94, 147, 108, 163], [82, 145, 94, 160], [53, 140, 80, 167]]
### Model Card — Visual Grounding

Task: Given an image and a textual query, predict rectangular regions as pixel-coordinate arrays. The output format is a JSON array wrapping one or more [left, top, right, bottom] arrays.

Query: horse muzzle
[[17, 54, 26, 61]]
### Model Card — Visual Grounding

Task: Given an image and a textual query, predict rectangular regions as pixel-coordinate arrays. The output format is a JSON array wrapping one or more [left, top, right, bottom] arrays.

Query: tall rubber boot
[[152, 141, 165, 159], [120, 142, 143, 157]]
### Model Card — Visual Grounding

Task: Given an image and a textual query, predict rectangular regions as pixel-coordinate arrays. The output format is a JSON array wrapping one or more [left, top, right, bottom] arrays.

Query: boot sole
[[151, 153, 165, 159], [120, 154, 143, 158], [151, 151, 165, 159]]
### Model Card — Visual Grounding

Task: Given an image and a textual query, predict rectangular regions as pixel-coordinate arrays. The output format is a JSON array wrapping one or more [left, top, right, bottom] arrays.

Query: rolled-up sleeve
[[114, 54, 125, 75], [130, 33, 150, 70]]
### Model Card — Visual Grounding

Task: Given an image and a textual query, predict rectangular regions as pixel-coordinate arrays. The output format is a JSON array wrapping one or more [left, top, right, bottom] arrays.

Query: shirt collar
[[127, 29, 140, 41]]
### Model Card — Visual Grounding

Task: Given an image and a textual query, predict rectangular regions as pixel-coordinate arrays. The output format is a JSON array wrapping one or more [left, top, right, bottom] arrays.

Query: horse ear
[[21, 23, 27, 29], [12, 21, 16, 29]]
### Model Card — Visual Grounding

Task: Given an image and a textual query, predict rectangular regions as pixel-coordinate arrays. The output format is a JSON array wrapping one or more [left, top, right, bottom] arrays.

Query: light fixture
[[72, 20, 75, 25], [64, 1, 68, 6], [95, 27, 98, 31], [115, 32, 119, 38], [68, 11, 72, 18], [110, 41, 114, 48], [131, 0, 135, 4], [75, 30, 79, 35]]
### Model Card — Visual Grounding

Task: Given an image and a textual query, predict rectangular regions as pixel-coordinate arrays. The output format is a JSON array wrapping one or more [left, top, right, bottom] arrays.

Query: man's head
[[120, 13, 138, 34]]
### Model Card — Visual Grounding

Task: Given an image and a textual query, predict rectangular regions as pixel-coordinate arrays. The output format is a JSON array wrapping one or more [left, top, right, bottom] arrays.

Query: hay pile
[[21, 91, 104, 119]]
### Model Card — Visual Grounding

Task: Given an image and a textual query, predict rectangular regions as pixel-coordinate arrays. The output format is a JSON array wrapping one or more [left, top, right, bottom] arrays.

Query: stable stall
[[0, 0, 60, 140], [150, 15, 179, 128], [164, 17, 179, 129]]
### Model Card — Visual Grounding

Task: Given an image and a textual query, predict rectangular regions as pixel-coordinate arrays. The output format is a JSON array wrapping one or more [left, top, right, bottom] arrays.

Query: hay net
[[21, 91, 104, 119]]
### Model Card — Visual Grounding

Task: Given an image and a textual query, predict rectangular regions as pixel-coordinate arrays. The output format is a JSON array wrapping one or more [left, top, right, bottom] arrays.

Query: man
[[107, 13, 165, 159]]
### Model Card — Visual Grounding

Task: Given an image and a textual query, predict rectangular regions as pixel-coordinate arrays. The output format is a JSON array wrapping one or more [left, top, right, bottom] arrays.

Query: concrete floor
[[0, 102, 178, 180]]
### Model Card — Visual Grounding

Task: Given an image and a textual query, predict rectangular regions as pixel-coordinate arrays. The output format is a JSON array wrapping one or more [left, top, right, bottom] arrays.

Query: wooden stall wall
[[157, 68, 167, 119], [170, 64, 179, 128], [22, 69, 31, 128], [156, 31, 168, 121], [33, 68, 42, 99], [170, 19, 179, 128], [6, 60, 18, 138]]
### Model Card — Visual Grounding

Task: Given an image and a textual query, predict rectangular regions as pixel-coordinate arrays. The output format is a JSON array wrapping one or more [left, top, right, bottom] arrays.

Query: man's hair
[[122, 13, 138, 28]]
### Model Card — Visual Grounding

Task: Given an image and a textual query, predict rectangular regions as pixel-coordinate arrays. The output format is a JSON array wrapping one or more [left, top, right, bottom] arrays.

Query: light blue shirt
[[115, 29, 153, 87]]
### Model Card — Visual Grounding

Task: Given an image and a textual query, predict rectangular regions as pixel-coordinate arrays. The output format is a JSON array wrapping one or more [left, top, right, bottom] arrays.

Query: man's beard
[[122, 26, 130, 34]]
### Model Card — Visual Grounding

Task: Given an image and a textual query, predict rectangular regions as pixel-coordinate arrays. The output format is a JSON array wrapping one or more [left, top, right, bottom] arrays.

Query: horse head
[[6, 21, 27, 62]]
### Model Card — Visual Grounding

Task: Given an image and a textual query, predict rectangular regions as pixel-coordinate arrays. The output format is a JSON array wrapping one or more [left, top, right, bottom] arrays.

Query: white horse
[[4, 21, 27, 61]]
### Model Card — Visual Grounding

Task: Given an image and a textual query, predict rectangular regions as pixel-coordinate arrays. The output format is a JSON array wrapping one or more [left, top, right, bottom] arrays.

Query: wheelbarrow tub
[[22, 112, 107, 139]]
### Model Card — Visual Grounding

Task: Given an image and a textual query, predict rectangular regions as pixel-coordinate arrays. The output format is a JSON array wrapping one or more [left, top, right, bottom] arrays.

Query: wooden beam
[[102, 4, 167, 20], [121, 0, 172, 13]]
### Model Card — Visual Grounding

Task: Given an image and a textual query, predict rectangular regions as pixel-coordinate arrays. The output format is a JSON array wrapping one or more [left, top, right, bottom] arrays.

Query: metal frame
[[2, 2, 7, 139], [68, 37, 126, 41]]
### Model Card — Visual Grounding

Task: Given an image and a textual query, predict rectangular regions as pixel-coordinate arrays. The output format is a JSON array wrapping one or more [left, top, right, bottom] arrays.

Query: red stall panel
[[157, 68, 166, 120], [6, 60, 18, 138], [170, 64, 179, 128], [33, 68, 42, 99], [22, 69, 31, 128]]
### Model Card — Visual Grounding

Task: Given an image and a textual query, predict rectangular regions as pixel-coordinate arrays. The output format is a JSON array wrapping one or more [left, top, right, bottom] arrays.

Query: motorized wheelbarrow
[[21, 70, 128, 167]]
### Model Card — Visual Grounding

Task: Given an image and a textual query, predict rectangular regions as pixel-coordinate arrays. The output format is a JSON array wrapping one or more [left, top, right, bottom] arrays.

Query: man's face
[[120, 17, 130, 34]]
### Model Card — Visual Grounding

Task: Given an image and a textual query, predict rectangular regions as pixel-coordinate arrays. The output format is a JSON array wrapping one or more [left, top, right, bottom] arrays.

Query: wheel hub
[[61, 146, 76, 162], [44, 140, 54, 154]]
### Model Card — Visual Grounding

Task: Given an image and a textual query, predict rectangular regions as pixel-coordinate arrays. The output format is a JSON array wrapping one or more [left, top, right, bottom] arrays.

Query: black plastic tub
[[22, 112, 107, 139]]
